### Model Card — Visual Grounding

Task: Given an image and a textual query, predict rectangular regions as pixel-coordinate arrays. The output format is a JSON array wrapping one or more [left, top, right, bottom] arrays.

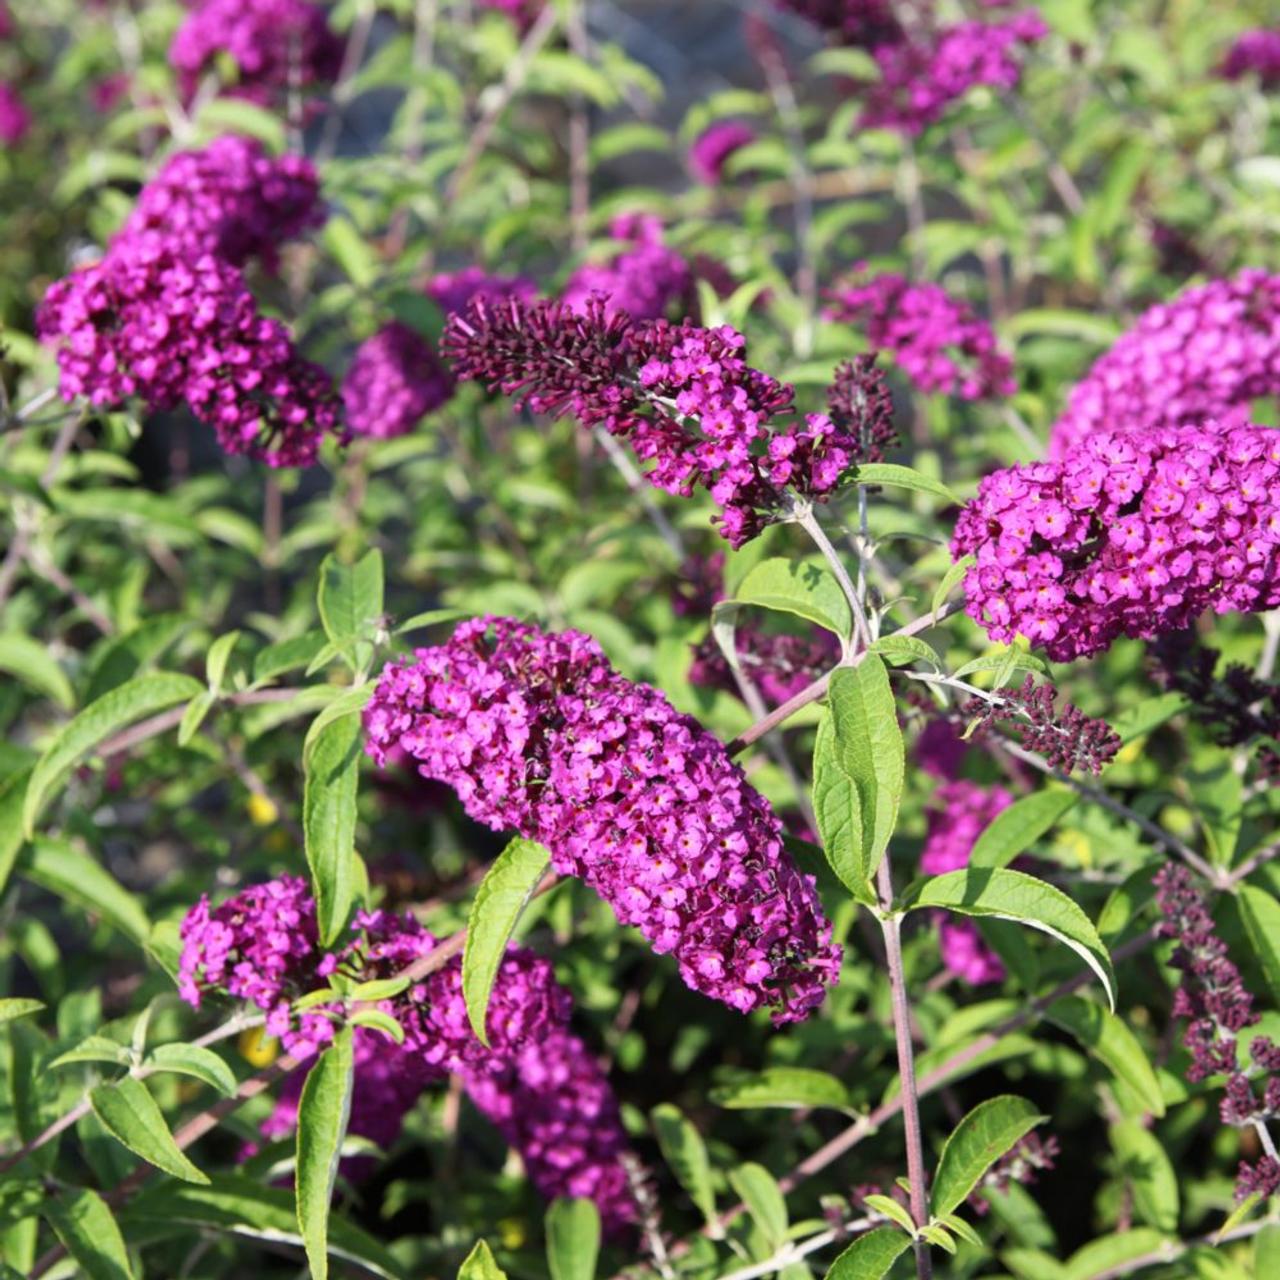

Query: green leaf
[[302, 684, 376, 765], [23, 672, 202, 836], [41, 1187, 135, 1280], [90, 1075, 209, 1184], [853, 463, 962, 506], [652, 1103, 718, 1231], [812, 658, 903, 902], [463, 838, 551, 1045], [297, 1026, 356, 1280], [931, 1095, 1045, 1217], [1110, 693, 1186, 747], [50, 1034, 132, 1070], [710, 1066, 853, 1113], [732, 556, 852, 640], [0, 634, 74, 709], [17, 839, 150, 945], [867, 635, 941, 668], [824, 1225, 912, 1279], [969, 789, 1078, 869], [119, 1176, 406, 1279], [303, 713, 363, 947], [1062, 1228, 1170, 1280], [546, 1199, 600, 1280], [1254, 1225, 1280, 1273], [1045, 997, 1164, 1117], [933, 556, 973, 623], [0, 765, 32, 898], [317, 549, 384, 670], [862, 1195, 916, 1234], [348, 1009, 405, 1044], [0, 998, 43, 1027], [204, 631, 241, 695], [251, 631, 328, 686], [458, 1239, 507, 1280], [1003, 309, 1122, 345], [907, 868, 1116, 1009], [177, 690, 216, 748], [1238, 886, 1280, 1007], [144, 1043, 237, 1097], [322, 217, 378, 288], [1110, 1120, 1179, 1233], [728, 1163, 788, 1249]]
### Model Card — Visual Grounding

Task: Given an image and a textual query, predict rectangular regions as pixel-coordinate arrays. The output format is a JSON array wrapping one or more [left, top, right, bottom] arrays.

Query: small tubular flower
[[826, 271, 1015, 400], [951, 421, 1280, 661], [363, 616, 842, 1022], [1049, 271, 1280, 457], [342, 323, 453, 440]]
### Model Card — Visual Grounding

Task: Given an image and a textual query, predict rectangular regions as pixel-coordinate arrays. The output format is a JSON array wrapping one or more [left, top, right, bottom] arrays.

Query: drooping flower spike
[[363, 616, 842, 1022]]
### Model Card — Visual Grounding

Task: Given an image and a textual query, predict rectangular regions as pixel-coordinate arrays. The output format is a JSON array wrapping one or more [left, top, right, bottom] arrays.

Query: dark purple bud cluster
[[1154, 864, 1280, 1200], [970, 1133, 1060, 1212], [825, 355, 898, 465], [441, 295, 863, 546], [962, 675, 1121, 775]]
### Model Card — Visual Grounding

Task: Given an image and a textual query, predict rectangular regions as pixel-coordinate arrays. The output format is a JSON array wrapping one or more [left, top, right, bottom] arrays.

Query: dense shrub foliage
[[2, 1, 1280, 1278]]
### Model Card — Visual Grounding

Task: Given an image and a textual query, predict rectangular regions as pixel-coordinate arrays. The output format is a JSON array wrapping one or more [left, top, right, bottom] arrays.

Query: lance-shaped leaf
[[1110, 1120, 1179, 1233], [296, 1025, 355, 1280], [907, 868, 1116, 1009], [728, 1163, 788, 1250], [0, 997, 43, 1027], [463, 838, 552, 1045], [24, 672, 202, 836], [853, 462, 963, 506], [652, 1103, 719, 1232], [1238, 885, 1280, 1007], [1045, 996, 1164, 1117], [731, 556, 852, 639], [41, 1187, 135, 1280], [824, 1225, 912, 1279], [0, 633, 74, 709], [303, 713, 363, 946], [546, 1199, 600, 1280], [458, 1240, 508, 1279], [969, 789, 1078, 869], [18, 839, 150, 946], [317, 549, 384, 671], [710, 1066, 854, 1114], [89, 1075, 209, 1184], [144, 1043, 238, 1097], [931, 1094, 1045, 1217], [812, 658, 903, 902]]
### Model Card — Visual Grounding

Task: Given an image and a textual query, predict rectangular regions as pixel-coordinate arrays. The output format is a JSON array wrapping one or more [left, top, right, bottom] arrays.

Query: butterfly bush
[[426, 266, 539, 317], [363, 616, 842, 1022], [561, 214, 693, 322], [179, 880, 639, 1227], [1156, 865, 1280, 1201], [1048, 271, 1280, 456], [169, 0, 342, 109], [442, 295, 864, 546], [342, 323, 453, 440], [689, 121, 757, 184], [861, 12, 1048, 134], [121, 136, 322, 272], [825, 271, 1015, 400], [920, 781, 1012, 986], [1222, 29, 1280, 88], [951, 421, 1280, 661], [774, 0, 903, 48]]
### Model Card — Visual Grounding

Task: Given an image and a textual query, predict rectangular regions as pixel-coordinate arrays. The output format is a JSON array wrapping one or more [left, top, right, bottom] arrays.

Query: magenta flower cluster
[[920, 781, 1012, 986], [38, 233, 341, 467], [178, 879, 638, 1230], [363, 616, 842, 1022], [426, 266, 538, 318], [562, 214, 693, 323], [1049, 271, 1280, 457], [122, 135, 322, 273], [38, 136, 341, 467], [0, 83, 29, 146], [1155, 865, 1280, 1202], [774, 0, 902, 49], [951, 422, 1280, 661], [689, 121, 757, 185], [1222, 29, 1280, 88], [169, 0, 342, 110], [342, 323, 453, 440], [826, 271, 1015, 401], [442, 294, 865, 546], [861, 11, 1048, 135]]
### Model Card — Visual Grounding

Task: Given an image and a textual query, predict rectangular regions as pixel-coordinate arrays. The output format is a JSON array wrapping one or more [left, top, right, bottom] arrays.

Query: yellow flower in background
[[247, 792, 278, 826], [239, 1026, 279, 1068]]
